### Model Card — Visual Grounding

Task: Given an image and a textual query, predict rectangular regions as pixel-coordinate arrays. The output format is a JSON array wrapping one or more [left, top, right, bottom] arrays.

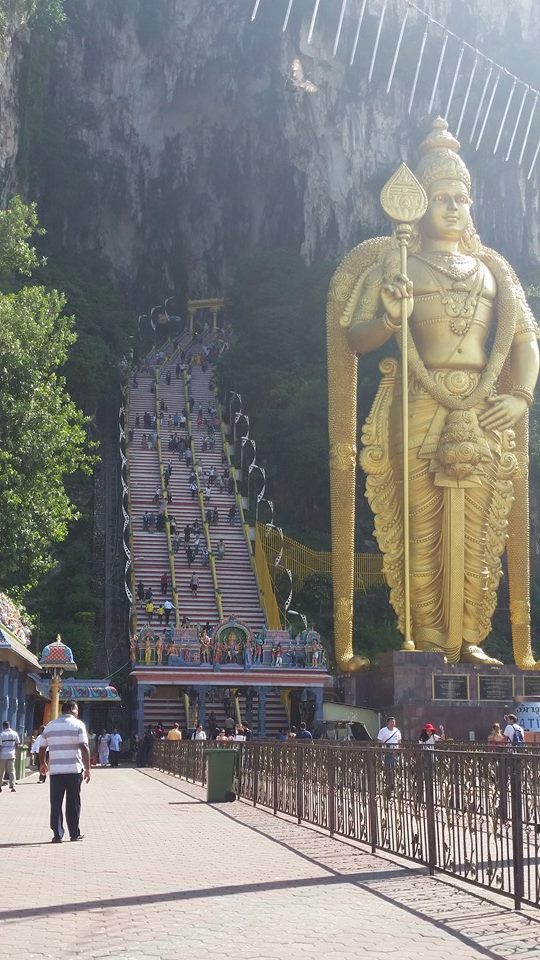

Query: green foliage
[[0, 196, 43, 280], [29, 510, 97, 672], [37, 251, 136, 415], [293, 572, 401, 663], [0, 197, 95, 593], [353, 587, 401, 661], [217, 250, 334, 543], [0, 0, 64, 48]]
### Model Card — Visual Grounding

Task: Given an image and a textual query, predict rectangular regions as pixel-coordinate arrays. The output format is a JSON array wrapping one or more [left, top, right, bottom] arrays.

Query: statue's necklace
[[415, 256, 483, 335], [414, 252, 478, 283]]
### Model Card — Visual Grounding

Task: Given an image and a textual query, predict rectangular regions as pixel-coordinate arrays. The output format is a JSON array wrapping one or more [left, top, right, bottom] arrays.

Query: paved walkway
[[3, 768, 540, 960]]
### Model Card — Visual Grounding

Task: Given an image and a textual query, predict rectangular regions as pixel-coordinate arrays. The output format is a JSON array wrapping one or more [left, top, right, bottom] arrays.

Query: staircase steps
[[157, 358, 220, 627], [188, 361, 264, 632]]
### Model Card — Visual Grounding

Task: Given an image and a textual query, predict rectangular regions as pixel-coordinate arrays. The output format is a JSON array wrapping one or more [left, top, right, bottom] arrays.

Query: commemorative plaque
[[524, 676, 540, 698], [433, 675, 469, 700], [478, 675, 514, 701]]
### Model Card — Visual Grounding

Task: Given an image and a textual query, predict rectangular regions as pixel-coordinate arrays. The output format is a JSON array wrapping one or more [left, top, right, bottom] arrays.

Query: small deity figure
[[243, 641, 253, 667], [227, 631, 238, 663], [254, 632, 264, 664], [167, 641, 179, 658], [144, 636, 153, 665], [155, 636, 164, 665], [129, 635, 137, 664], [328, 118, 540, 670], [200, 629, 211, 663]]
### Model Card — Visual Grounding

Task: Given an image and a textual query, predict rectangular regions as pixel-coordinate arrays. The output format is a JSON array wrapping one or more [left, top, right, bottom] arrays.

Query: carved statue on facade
[[327, 118, 540, 671]]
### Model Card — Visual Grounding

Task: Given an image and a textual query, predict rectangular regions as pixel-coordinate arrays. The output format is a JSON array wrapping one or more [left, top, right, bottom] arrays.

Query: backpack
[[512, 724, 525, 745]]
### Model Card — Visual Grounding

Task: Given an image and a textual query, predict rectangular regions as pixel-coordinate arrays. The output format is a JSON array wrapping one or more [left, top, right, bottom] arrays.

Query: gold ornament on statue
[[327, 117, 540, 671]]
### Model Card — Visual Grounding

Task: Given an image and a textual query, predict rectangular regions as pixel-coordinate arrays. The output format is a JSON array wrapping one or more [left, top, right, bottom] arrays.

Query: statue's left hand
[[478, 394, 529, 431]]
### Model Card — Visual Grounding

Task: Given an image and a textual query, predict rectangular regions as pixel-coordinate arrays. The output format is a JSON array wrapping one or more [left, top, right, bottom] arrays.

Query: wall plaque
[[478, 675, 514, 701], [433, 675, 469, 700], [524, 676, 540, 697]]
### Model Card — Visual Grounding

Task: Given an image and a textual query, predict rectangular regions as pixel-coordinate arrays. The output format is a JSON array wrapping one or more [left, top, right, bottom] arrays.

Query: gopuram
[[327, 119, 540, 733]]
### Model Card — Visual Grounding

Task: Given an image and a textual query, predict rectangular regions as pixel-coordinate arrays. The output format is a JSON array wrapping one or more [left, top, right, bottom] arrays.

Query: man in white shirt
[[192, 725, 207, 741], [0, 721, 20, 792], [31, 725, 47, 782], [503, 714, 525, 746], [39, 700, 91, 843], [376, 717, 401, 749], [109, 729, 123, 768]]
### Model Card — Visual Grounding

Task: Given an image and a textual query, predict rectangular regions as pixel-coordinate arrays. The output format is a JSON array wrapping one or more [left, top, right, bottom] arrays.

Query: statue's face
[[421, 178, 471, 241]]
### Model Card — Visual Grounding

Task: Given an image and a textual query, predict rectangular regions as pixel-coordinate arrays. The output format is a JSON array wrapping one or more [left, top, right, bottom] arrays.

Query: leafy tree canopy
[[0, 0, 64, 47], [217, 249, 334, 545], [0, 196, 94, 593]]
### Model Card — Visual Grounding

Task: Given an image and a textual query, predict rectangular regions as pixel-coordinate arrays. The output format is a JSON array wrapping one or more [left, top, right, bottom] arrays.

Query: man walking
[[0, 720, 20, 792], [109, 728, 123, 767], [39, 700, 91, 843]]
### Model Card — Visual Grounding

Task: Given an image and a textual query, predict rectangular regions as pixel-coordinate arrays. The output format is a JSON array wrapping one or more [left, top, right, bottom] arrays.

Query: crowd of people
[[376, 713, 526, 750]]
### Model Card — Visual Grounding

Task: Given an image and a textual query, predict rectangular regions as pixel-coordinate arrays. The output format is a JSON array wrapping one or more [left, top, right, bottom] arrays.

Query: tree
[[0, 197, 94, 592]]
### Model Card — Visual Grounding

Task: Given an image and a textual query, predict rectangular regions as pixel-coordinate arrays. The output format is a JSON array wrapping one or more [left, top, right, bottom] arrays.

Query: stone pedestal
[[352, 650, 538, 742]]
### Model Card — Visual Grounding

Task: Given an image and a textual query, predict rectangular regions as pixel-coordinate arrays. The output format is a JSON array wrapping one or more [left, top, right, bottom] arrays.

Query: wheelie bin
[[206, 748, 237, 802]]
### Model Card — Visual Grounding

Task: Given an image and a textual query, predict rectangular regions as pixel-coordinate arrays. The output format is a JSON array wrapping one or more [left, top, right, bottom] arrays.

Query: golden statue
[[328, 118, 540, 671]]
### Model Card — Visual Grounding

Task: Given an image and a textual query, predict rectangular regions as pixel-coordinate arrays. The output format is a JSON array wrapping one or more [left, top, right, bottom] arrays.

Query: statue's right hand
[[381, 274, 413, 324]]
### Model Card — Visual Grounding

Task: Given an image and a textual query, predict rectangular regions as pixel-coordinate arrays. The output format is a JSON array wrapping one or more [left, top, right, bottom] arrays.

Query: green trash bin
[[15, 746, 28, 781], [206, 748, 237, 803]]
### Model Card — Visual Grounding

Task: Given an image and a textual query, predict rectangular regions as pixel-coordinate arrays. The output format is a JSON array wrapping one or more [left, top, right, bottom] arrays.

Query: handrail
[[155, 371, 181, 628], [254, 524, 282, 629], [183, 366, 224, 621], [216, 395, 268, 624], [153, 740, 539, 911]]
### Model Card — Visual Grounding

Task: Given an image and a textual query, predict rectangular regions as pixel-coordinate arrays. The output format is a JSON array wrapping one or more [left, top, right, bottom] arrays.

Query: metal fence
[[153, 740, 540, 910]]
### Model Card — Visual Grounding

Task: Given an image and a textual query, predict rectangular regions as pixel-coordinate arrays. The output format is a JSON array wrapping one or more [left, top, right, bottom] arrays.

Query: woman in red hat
[[419, 723, 444, 749]]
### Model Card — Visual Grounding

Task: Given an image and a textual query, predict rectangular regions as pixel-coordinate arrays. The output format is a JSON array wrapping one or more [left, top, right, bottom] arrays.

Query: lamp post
[[38, 635, 78, 721]]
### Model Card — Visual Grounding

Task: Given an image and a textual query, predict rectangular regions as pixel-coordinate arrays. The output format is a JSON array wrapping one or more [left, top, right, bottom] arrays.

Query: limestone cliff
[[4, 0, 540, 297]]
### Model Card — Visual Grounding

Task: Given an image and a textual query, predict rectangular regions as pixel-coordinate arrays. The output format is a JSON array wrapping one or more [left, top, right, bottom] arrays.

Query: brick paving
[[2, 768, 540, 960]]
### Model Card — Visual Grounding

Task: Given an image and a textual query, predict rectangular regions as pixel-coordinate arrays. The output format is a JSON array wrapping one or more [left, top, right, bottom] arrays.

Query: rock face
[[0, 7, 27, 205], [4, 0, 540, 296]]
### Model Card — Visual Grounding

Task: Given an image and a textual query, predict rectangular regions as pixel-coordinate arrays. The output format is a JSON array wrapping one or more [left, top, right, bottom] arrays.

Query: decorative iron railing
[[152, 740, 540, 910]]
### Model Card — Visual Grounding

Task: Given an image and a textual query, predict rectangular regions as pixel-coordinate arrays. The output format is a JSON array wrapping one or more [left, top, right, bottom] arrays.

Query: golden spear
[[380, 164, 428, 651]]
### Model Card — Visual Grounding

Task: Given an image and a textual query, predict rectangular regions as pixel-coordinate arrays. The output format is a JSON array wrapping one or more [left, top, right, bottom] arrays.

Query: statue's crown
[[415, 117, 471, 194]]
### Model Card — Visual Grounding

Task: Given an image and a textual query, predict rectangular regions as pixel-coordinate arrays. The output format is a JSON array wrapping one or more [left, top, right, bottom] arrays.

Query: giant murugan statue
[[327, 118, 540, 671]]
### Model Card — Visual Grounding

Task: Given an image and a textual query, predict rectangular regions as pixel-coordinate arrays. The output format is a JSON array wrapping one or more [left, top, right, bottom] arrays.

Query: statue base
[[348, 650, 540, 742]]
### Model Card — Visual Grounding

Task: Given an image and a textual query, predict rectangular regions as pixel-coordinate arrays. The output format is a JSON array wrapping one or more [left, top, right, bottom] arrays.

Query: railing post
[[273, 743, 278, 815], [510, 755, 524, 910], [328, 747, 335, 837], [296, 745, 303, 825], [367, 749, 378, 853], [237, 743, 243, 797], [423, 753, 437, 876], [253, 743, 259, 806]]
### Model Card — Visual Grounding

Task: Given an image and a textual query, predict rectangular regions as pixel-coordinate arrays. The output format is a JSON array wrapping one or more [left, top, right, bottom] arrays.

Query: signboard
[[524, 676, 540, 698], [515, 701, 540, 732], [432, 675, 469, 700], [478, 675, 514, 701]]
